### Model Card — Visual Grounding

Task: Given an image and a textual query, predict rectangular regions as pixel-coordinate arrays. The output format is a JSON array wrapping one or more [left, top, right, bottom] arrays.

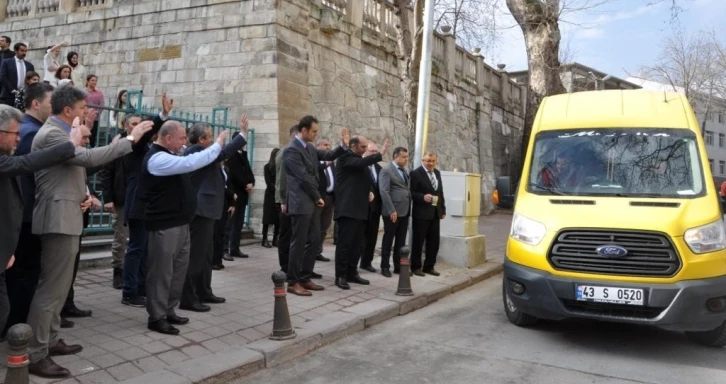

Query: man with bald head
[[333, 135, 389, 289], [359, 141, 383, 272], [137, 120, 238, 335]]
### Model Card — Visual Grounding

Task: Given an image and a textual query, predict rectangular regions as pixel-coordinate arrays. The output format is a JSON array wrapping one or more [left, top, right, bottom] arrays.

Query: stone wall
[[0, 0, 525, 230]]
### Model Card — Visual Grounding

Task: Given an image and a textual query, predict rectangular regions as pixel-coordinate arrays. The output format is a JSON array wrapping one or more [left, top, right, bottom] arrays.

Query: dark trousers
[[287, 208, 320, 284], [213, 208, 230, 266], [123, 219, 148, 298], [335, 217, 366, 279], [411, 218, 441, 271], [360, 209, 381, 268], [5, 222, 40, 334], [228, 192, 249, 253], [319, 194, 335, 255], [90, 120, 100, 147], [381, 215, 409, 271], [0, 273, 8, 337], [277, 205, 291, 272], [262, 224, 278, 244], [182, 216, 215, 306]]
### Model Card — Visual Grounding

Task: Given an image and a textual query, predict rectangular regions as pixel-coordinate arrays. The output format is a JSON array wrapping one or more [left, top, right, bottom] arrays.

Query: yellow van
[[503, 90, 726, 347]]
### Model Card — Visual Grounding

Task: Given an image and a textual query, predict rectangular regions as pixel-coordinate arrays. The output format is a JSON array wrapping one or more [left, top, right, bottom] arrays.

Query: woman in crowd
[[66, 51, 87, 87], [110, 89, 133, 129], [43, 41, 68, 83], [49, 65, 72, 88], [14, 71, 40, 112], [261, 148, 280, 248]]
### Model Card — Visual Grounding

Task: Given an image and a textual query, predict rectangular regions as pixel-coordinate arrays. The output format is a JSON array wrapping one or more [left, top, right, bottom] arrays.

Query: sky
[[484, 0, 726, 79]]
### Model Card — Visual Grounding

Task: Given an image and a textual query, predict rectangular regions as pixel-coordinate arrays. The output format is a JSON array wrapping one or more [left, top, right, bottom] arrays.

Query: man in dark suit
[[0, 43, 34, 106], [226, 133, 255, 258], [0, 36, 13, 96], [333, 136, 389, 290], [0, 104, 79, 337], [283, 116, 347, 296], [410, 152, 446, 277], [315, 138, 334, 263], [180, 118, 248, 312], [359, 142, 383, 273], [378, 147, 412, 277], [213, 163, 235, 270], [275, 125, 298, 274]]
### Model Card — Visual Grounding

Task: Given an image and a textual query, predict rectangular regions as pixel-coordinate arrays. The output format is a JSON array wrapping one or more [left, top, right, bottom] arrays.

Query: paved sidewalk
[[1, 213, 511, 384]]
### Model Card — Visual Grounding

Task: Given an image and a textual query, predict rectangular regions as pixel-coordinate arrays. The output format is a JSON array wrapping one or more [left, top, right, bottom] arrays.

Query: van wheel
[[685, 321, 726, 347], [502, 279, 538, 326]]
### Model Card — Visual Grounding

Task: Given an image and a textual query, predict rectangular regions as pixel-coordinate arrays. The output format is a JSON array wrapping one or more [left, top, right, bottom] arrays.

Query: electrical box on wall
[[439, 171, 481, 237]]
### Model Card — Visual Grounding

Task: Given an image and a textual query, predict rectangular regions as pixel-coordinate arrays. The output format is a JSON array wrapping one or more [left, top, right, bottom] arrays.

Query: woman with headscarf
[[66, 51, 87, 87]]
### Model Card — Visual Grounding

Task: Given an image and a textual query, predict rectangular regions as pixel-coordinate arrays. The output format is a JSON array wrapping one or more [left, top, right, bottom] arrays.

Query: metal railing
[[84, 89, 255, 235]]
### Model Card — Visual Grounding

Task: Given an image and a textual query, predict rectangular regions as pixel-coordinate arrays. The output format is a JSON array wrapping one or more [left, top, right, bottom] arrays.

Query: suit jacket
[[275, 146, 287, 204], [0, 141, 76, 267], [334, 150, 383, 221], [410, 166, 446, 220], [379, 162, 412, 217], [282, 138, 345, 215], [227, 148, 255, 195], [17, 114, 45, 222], [123, 114, 166, 221], [185, 134, 247, 220], [32, 117, 134, 236], [318, 162, 336, 198], [0, 57, 34, 102], [367, 163, 382, 214]]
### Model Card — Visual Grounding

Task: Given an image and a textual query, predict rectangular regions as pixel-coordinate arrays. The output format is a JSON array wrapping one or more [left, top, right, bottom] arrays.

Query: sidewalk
[[2, 213, 511, 384]]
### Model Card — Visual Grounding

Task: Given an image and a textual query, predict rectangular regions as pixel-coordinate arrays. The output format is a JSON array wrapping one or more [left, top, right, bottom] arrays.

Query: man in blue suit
[[0, 43, 34, 106]]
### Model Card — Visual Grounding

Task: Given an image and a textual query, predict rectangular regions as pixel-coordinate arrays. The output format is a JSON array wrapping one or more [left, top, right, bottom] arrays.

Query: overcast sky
[[482, 0, 726, 78]]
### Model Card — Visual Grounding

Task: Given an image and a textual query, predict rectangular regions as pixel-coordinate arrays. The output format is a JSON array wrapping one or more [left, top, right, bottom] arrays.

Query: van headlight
[[684, 220, 726, 254], [510, 213, 546, 246]]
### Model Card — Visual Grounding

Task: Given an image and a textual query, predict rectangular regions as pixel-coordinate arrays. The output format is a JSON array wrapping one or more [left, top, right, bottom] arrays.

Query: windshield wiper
[[529, 183, 566, 196], [610, 193, 663, 198]]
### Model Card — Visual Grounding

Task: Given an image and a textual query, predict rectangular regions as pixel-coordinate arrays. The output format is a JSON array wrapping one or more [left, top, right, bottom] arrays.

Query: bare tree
[[433, 0, 499, 52], [639, 31, 726, 133]]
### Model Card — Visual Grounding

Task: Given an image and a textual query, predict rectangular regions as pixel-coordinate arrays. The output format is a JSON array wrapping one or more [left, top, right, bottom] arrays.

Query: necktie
[[429, 171, 438, 190], [399, 167, 408, 183], [370, 165, 377, 183]]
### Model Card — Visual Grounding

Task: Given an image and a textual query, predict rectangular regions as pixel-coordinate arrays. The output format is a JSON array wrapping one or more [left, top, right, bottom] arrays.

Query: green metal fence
[[84, 89, 255, 235]]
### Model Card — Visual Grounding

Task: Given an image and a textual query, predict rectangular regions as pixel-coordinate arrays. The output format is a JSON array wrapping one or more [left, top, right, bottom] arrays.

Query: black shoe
[[316, 254, 331, 262], [167, 314, 189, 325], [393, 268, 400, 275], [262, 239, 272, 248], [347, 274, 370, 285], [212, 264, 223, 270], [381, 269, 392, 278], [272, 239, 278, 247], [310, 272, 322, 279], [61, 306, 92, 318], [361, 265, 376, 273], [179, 303, 211, 312], [335, 277, 350, 290], [148, 319, 179, 335], [230, 250, 249, 258], [201, 295, 226, 304], [60, 317, 74, 329], [222, 254, 234, 261], [122, 295, 146, 307], [113, 267, 123, 290], [423, 267, 440, 276]]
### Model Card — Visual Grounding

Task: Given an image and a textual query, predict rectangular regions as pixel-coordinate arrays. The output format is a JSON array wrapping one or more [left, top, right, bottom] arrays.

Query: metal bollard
[[269, 271, 296, 340], [4, 323, 32, 384], [396, 246, 414, 296]]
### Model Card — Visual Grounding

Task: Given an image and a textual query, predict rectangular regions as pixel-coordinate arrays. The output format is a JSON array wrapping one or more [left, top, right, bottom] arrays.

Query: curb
[[119, 262, 503, 384]]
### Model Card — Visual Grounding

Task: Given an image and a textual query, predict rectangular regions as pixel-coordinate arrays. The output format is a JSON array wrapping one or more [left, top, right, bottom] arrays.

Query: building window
[[706, 131, 714, 145], [720, 114, 724, 124], [720, 161, 725, 175], [709, 158, 714, 171], [720, 133, 725, 147]]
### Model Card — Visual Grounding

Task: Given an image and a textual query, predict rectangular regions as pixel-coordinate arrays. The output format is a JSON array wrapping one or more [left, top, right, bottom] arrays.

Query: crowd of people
[[0, 35, 449, 380]]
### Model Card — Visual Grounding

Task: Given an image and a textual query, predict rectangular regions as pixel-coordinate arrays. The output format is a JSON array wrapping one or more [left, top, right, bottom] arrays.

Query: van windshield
[[527, 128, 705, 198]]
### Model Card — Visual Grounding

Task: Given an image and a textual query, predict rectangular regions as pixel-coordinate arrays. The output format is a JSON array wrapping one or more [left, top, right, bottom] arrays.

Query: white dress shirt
[[15, 58, 25, 89], [148, 143, 223, 177]]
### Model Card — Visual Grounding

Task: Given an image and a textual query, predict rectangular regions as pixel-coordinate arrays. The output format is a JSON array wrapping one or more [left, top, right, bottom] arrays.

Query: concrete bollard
[[396, 246, 414, 296], [269, 271, 296, 340], [4, 323, 32, 384]]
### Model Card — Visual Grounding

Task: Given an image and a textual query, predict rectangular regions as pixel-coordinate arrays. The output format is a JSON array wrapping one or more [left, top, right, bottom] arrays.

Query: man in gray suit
[[283, 116, 347, 296], [378, 147, 412, 277], [27, 86, 153, 379], [180, 116, 248, 312], [0, 104, 80, 336]]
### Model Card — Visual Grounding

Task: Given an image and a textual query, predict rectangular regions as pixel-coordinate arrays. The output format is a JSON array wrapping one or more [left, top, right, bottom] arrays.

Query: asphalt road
[[231, 275, 726, 384]]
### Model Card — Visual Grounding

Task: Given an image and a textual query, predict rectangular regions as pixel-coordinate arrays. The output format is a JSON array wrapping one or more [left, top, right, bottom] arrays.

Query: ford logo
[[596, 245, 628, 258]]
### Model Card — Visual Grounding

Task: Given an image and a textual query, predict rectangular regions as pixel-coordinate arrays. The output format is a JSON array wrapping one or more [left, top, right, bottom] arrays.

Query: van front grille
[[547, 229, 681, 277]]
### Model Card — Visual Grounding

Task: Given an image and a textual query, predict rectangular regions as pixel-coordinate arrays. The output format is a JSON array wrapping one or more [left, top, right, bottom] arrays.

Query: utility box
[[440, 171, 481, 237]]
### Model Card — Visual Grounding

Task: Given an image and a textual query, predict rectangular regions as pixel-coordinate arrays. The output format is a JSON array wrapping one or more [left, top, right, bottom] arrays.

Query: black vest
[[139, 144, 197, 231]]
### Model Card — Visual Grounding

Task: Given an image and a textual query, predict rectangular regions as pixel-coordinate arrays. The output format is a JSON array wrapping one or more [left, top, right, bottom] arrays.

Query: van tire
[[684, 321, 726, 347], [502, 279, 538, 326]]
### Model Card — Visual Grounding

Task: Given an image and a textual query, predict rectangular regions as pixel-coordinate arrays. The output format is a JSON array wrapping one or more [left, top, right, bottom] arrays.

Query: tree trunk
[[393, 0, 424, 157], [506, 0, 566, 169]]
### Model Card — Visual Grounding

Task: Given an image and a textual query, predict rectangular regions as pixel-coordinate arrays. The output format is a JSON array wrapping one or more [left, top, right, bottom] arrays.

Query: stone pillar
[[377, 0, 386, 36], [472, 48, 486, 96], [346, 0, 363, 28], [58, 0, 76, 14], [500, 70, 511, 106], [0, 0, 8, 22], [441, 26, 456, 83]]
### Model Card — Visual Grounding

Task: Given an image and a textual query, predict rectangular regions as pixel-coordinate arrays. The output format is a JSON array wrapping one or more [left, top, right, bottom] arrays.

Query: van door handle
[[467, 191, 470, 201]]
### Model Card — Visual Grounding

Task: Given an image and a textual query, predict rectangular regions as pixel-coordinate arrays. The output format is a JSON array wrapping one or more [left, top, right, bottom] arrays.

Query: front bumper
[[504, 259, 726, 332]]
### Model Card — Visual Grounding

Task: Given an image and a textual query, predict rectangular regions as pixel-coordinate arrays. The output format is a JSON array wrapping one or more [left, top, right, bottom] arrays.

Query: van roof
[[536, 90, 693, 131]]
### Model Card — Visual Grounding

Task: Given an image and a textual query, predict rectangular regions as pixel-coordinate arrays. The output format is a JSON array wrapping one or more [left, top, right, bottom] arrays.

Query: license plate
[[576, 285, 644, 306]]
